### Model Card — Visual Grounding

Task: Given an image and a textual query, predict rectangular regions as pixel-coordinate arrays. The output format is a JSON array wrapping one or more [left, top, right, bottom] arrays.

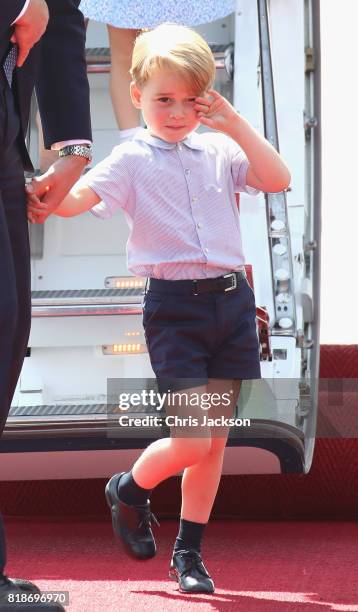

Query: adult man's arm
[[30, 0, 92, 220], [36, 0, 91, 149]]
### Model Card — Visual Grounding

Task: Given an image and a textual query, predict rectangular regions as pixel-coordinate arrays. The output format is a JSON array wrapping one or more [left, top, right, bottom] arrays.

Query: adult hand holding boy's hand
[[26, 183, 49, 224], [194, 89, 238, 132], [26, 156, 87, 223]]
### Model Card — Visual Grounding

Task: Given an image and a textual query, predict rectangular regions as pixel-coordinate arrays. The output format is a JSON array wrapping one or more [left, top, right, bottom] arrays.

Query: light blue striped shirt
[[86, 128, 260, 280]]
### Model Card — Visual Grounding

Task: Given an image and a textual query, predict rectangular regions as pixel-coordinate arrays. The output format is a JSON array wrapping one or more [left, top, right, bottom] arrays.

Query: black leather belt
[[146, 270, 247, 296]]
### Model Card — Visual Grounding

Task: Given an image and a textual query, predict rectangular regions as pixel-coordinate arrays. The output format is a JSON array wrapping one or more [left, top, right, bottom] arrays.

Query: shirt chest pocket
[[204, 183, 223, 198]]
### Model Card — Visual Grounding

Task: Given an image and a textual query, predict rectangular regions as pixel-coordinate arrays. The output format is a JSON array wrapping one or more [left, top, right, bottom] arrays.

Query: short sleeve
[[225, 136, 260, 196], [81, 144, 134, 219]]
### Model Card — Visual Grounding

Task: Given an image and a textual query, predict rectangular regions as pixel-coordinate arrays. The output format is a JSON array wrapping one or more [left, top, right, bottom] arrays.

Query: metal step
[[10, 403, 109, 418], [6, 403, 166, 439], [86, 44, 234, 76], [9, 403, 158, 418], [31, 287, 144, 317], [31, 287, 143, 306]]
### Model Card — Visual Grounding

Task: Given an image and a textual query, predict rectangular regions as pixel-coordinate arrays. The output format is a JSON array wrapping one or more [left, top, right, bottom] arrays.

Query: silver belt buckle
[[223, 272, 237, 292]]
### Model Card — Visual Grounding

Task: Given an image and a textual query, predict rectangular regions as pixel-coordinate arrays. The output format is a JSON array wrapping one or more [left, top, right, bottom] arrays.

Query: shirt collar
[[133, 128, 204, 150]]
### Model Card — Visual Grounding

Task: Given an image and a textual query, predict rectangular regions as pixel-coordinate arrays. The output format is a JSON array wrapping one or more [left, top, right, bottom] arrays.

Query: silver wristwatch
[[58, 143, 93, 163]]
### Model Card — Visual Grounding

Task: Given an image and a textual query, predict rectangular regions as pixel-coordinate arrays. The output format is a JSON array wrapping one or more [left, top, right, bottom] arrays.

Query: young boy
[[27, 23, 290, 594]]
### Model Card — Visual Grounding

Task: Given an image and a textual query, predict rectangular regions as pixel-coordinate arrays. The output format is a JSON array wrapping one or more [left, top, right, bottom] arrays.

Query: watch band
[[58, 143, 93, 163]]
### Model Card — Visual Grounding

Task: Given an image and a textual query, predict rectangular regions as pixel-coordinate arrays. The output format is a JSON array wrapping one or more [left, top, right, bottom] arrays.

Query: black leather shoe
[[105, 472, 159, 560], [0, 574, 65, 610], [169, 549, 215, 593]]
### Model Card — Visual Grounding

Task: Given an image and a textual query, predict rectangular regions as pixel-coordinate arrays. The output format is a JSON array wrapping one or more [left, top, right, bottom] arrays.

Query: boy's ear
[[130, 82, 142, 109]]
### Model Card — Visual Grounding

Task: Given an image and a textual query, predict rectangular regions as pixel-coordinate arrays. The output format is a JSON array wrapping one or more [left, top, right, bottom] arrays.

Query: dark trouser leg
[[0, 187, 19, 434], [0, 185, 31, 433], [0, 83, 31, 574], [0, 186, 31, 419], [0, 515, 6, 577]]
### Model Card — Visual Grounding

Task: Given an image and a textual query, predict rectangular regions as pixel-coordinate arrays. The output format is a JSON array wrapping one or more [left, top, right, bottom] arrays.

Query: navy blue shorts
[[142, 273, 261, 392]]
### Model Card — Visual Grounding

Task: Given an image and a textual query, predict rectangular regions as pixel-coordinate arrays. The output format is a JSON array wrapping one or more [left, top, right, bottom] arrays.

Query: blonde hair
[[130, 23, 216, 93]]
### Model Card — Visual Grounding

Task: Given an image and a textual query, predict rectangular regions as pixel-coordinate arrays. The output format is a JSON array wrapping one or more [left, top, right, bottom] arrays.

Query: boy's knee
[[188, 439, 212, 463], [172, 436, 211, 463], [209, 435, 229, 456]]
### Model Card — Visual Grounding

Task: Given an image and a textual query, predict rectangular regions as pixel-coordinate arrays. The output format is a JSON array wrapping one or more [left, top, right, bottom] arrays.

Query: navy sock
[[174, 518, 207, 553], [117, 470, 153, 505]]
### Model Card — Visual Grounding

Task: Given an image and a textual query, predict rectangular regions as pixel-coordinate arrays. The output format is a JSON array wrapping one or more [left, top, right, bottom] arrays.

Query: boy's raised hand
[[194, 89, 238, 132]]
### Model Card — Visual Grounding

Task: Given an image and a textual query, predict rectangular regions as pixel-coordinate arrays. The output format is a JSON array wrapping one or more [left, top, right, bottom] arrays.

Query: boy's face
[[130, 68, 202, 142]]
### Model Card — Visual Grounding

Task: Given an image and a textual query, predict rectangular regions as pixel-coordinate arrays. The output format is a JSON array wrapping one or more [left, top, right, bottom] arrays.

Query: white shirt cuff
[[12, 0, 31, 25], [51, 139, 92, 151]]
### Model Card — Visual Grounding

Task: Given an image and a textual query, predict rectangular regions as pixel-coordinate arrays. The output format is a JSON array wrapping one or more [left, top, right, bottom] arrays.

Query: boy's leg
[[179, 438, 228, 524], [114, 426, 212, 507], [179, 379, 241, 523], [169, 380, 241, 593], [105, 384, 212, 560], [120, 383, 212, 495]]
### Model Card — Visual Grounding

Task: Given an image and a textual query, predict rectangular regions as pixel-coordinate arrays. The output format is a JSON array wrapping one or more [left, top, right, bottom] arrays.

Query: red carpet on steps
[[5, 519, 358, 611], [1, 345, 358, 610]]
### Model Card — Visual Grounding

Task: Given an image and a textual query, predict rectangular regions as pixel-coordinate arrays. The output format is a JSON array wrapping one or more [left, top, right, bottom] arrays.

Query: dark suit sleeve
[[35, 0, 92, 148], [0, 1, 26, 32]]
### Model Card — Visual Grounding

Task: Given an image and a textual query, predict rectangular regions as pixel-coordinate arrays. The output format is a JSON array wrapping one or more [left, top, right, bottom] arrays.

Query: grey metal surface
[[31, 303, 142, 317], [86, 44, 233, 73], [301, 0, 321, 472], [6, 403, 165, 438], [32, 287, 143, 305], [257, 0, 297, 335], [31, 287, 144, 315], [10, 404, 107, 417]]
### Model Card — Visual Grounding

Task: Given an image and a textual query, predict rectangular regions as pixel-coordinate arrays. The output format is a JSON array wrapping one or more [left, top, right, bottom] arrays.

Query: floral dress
[[80, 0, 236, 28]]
